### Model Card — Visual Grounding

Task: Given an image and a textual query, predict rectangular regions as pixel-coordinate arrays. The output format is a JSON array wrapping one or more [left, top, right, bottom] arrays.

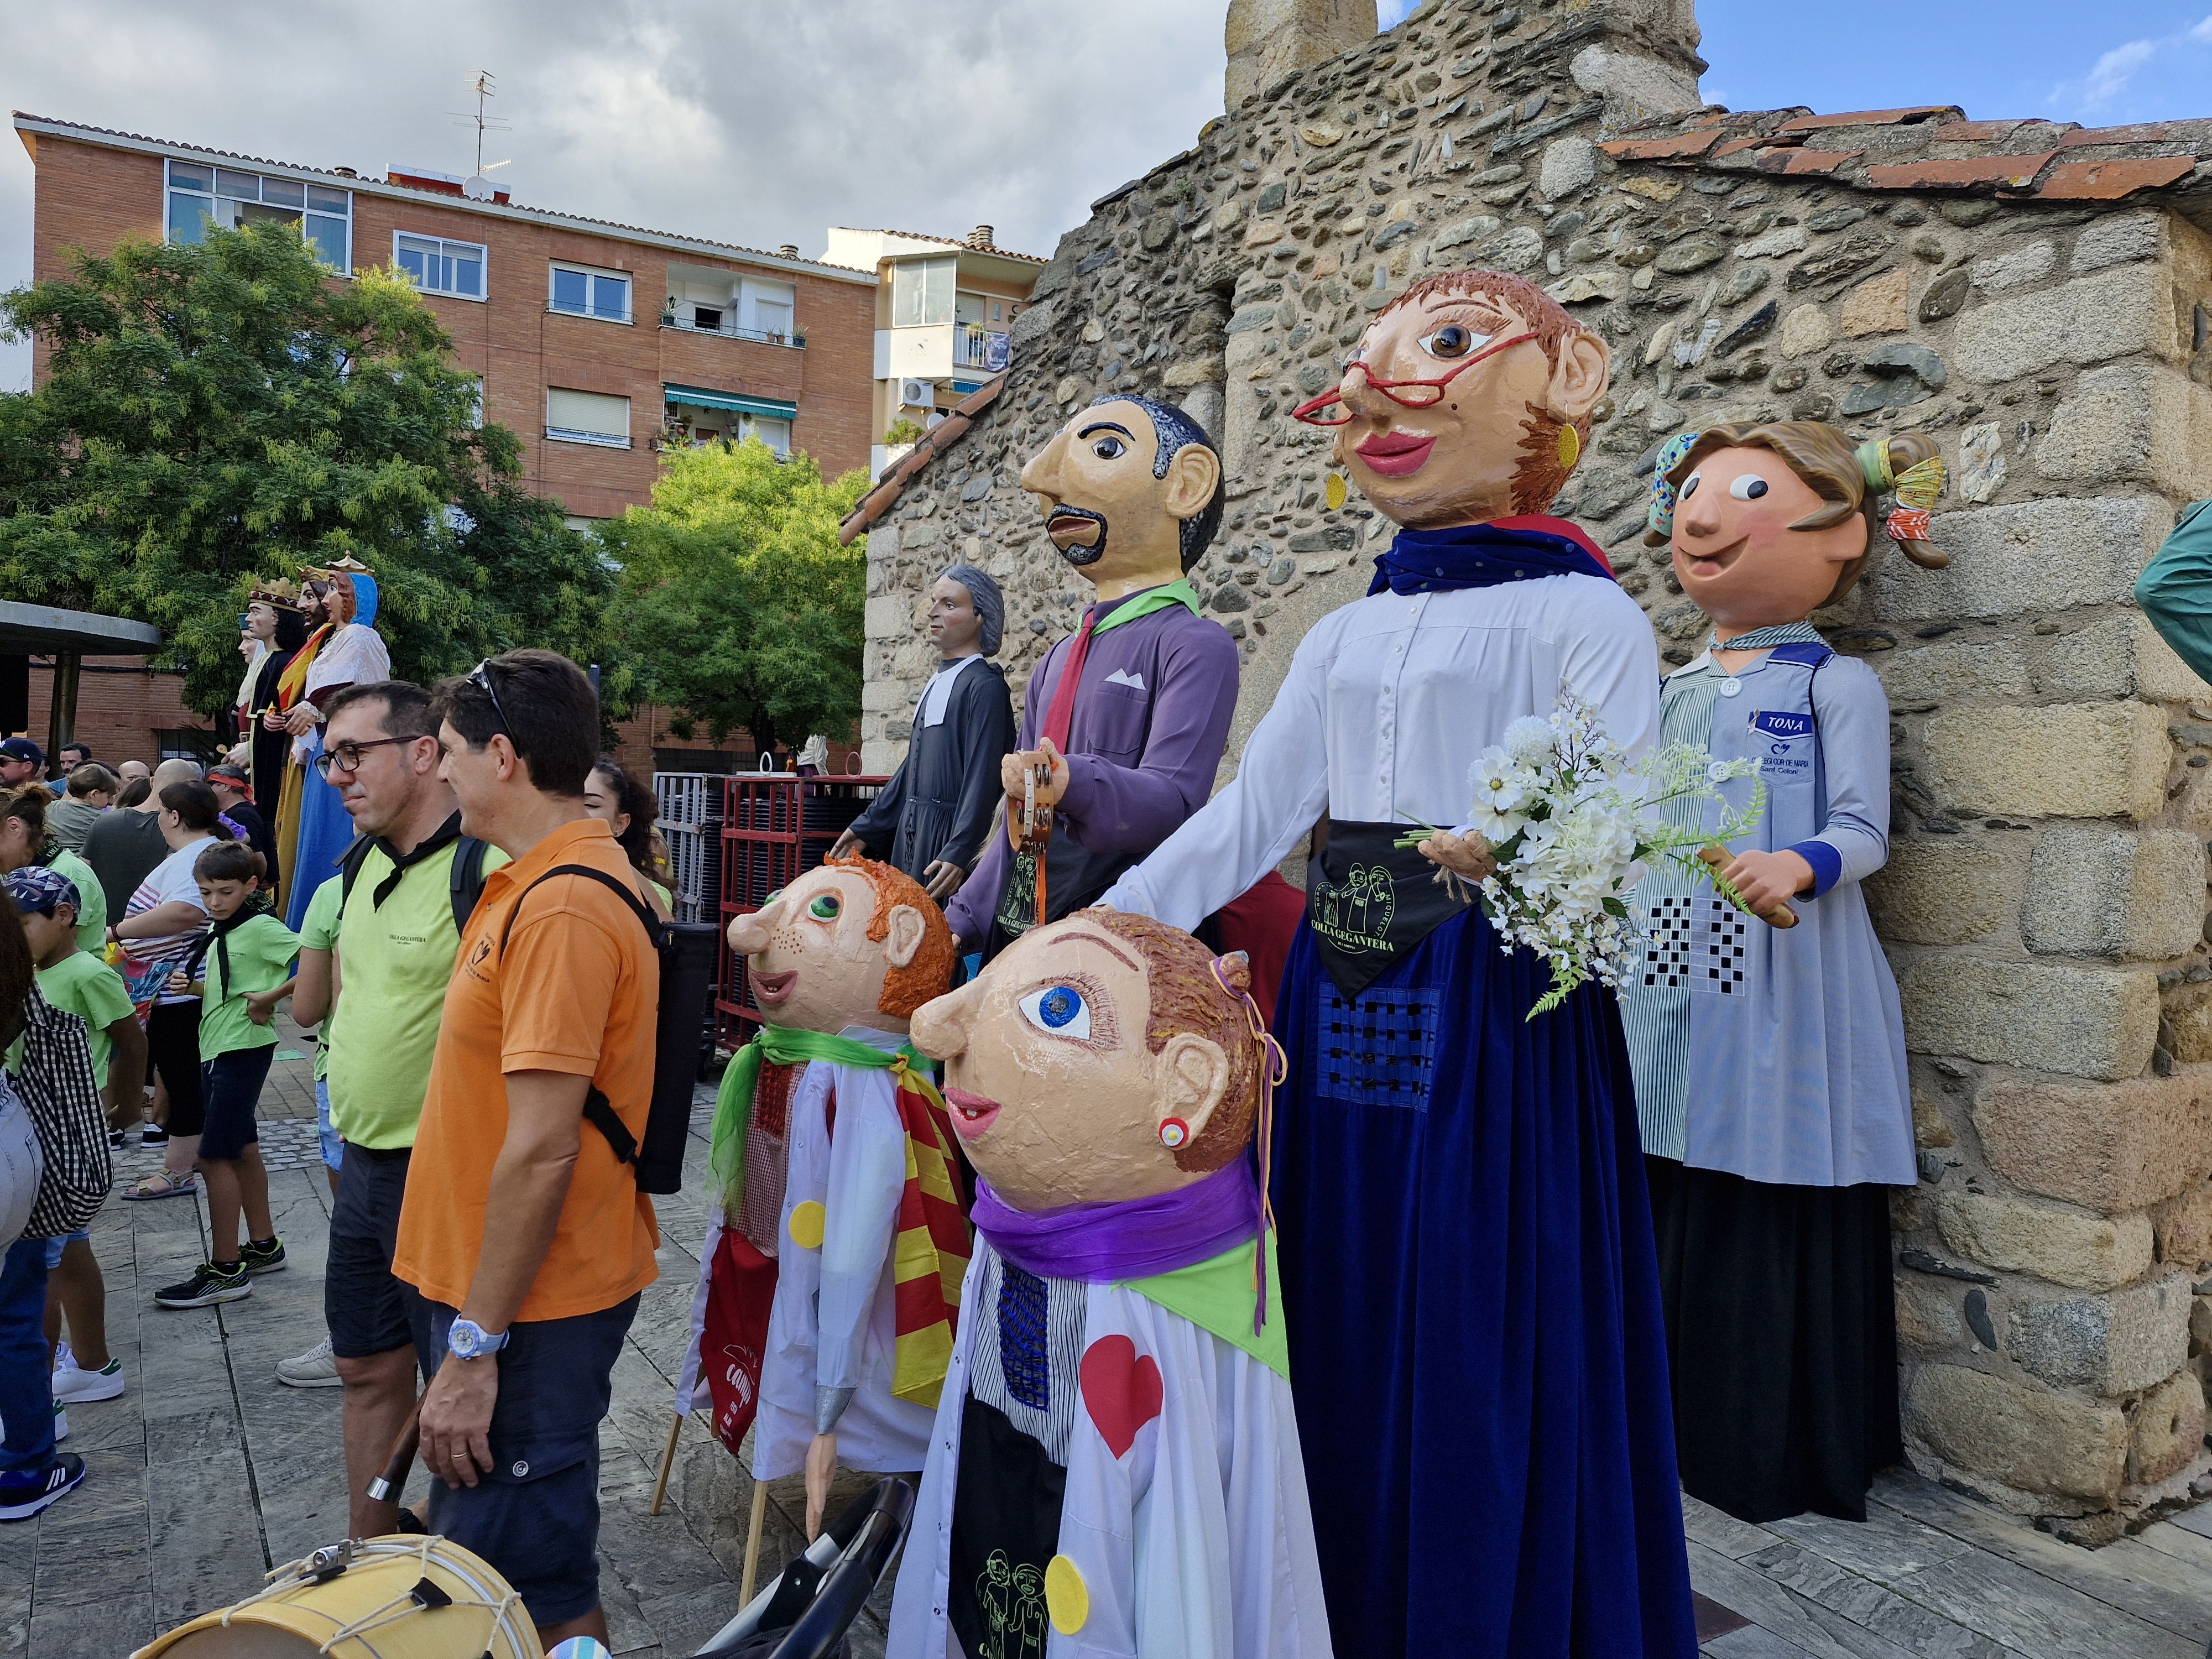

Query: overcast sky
[[5, 0, 2211, 391]]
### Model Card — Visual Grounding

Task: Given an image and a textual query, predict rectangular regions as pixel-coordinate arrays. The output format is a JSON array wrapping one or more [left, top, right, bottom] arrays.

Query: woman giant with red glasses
[[1101, 268, 1698, 1659]]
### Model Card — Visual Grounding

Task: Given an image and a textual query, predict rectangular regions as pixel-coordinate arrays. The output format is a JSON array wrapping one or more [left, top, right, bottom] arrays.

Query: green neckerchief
[[1088, 577, 1201, 638], [709, 1024, 927, 1213], [1124, 1230, 1290, 1380]]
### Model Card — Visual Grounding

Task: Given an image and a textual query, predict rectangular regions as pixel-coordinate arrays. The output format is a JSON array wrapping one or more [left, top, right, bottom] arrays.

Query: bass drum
[[133, 1535, 542, 1659]]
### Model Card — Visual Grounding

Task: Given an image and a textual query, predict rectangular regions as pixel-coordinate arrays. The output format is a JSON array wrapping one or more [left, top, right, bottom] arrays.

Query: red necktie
[[1039, 607, 1098, 755]]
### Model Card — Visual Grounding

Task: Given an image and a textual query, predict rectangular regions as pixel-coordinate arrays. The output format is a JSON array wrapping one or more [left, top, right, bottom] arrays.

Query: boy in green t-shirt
[[7, 865, 146, 1404], [152, 842, 299, 1311]]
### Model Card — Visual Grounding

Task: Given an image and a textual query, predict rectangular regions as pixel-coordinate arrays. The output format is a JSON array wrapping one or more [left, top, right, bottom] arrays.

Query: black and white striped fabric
[[9, 988, 111, 1238], [965, 1238, 1088, 1467]]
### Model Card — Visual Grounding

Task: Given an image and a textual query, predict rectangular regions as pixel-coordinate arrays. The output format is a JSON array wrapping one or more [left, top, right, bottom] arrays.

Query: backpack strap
[[495, 863, 661, 1171], [335, 833, 376, 916], [450, 836, 491, 938]]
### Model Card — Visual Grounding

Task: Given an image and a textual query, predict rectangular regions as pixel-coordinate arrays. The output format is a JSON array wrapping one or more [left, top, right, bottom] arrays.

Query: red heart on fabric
[[1079, 1335, 1164, 1459]]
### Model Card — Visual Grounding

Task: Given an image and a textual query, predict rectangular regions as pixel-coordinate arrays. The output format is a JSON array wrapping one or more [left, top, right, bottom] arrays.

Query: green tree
[[0, 222, 614, 713], [604, 437, 867, 756]]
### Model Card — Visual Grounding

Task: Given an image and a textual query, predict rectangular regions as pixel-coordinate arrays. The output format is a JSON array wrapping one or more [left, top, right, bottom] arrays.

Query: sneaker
[[52, 1357, 124, 1405], [0, 1455, 85, 1521], [275, 1335, 342, 1390], [139, 1125, 168, 1146], [238, 1237, 286, 1277], [50, 1342, 71, 1374], [154, 1261, 251, 1310], [107, 1130, 127, 1150], [50, 1402, 67, 1442]]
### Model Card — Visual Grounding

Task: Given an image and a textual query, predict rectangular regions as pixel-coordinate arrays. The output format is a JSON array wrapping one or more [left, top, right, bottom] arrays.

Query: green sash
[[1125, 1231, 1290, 1380], [1087, 577, 1201, 638], [709, 1024, 930, 1212]]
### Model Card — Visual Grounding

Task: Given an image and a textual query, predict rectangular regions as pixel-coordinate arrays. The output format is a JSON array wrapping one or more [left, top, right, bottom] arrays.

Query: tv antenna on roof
[[448, 70, 512, 198]]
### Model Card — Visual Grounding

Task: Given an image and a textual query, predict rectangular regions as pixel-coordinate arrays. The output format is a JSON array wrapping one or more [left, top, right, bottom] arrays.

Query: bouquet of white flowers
[[1397, 688, 1767, 1018]]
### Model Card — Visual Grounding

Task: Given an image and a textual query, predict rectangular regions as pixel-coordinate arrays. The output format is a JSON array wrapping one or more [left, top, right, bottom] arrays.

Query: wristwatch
[[447, 1318, 509, 1361]]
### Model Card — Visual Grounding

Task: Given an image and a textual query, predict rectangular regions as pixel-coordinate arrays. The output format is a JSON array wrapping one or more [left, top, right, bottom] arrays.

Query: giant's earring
[[1158, 1117, 1190, 1150]]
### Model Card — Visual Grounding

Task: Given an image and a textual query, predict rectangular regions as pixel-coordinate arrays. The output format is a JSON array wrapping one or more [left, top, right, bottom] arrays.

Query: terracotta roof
[[838, 376, 1010, 546], [1596, 101, 2212, 207], [845, 228, 1050, 264], [12, 111, 874, 283]]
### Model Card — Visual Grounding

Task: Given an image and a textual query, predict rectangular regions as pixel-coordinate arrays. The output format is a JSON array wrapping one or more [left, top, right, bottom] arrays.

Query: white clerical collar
[[918, 653, 983, 728]]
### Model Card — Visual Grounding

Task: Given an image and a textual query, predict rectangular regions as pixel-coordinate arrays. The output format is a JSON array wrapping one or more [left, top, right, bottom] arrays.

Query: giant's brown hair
[[1082, 907, 1261, 1176], [1376, 267, 1595, 514], [1662, 421, 1944, 604], [828, 853, 957, 1018]]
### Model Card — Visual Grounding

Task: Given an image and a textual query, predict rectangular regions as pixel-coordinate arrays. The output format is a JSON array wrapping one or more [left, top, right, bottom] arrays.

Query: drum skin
[[132, 1536, 543, 1659]]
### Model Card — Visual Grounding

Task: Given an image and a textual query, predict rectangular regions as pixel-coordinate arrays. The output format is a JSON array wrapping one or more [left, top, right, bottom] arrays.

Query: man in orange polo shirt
[[393, 649, 658, 1649]]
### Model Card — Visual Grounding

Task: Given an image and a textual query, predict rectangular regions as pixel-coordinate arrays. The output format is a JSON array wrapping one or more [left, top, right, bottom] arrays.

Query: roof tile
[[2037, 155, 2197, 200], [2059, 122, 2191, 149], [1927, 121, 2022, 144], [1864, 152, 2059, 190], [1776, 106, 1963, 133], [1598, 128, 1724, 161], [1710, 136, 1772, 160], [837, 377, 1009, 544], [1762, 148, 1865, 176]]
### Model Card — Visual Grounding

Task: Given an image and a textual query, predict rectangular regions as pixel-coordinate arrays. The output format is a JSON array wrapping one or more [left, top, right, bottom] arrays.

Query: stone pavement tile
[[61, 1395, 144, 1455], [29, 1588, 153, 1659], [0, 1528, 32, 1652], [231, 1371, 345, 1465], [33, 1515, 148, 1606], [147, 1451, 269, 1627], [143, 1403, 244, 1464], [39, 1449, 143, 1531], [598, 1556, 660, 1656], [635, 1582, 745, 1658], [251, 1451, 353, 1566], [598, 1488, 731, 1604]]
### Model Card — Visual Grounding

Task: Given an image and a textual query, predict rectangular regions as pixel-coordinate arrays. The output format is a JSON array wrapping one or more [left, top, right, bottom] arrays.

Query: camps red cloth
[[1214, 871, 1306, 1029], [1039, 608, 1098, 754], [700, 1224, 779, 1455]]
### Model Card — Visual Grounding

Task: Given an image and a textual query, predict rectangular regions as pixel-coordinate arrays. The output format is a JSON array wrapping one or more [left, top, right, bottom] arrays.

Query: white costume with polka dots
[[887, 1235, 1333, 1659]]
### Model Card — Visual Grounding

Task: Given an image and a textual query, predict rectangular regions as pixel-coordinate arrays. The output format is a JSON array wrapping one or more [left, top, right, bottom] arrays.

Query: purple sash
[[972, 1160, 1260, 1284]]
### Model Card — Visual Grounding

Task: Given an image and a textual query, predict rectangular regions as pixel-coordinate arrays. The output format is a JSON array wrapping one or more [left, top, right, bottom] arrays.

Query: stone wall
[[853, 0, 2212, 1535]]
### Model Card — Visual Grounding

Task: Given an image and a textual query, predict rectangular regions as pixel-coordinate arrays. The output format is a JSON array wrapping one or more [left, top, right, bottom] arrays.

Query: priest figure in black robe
[[241, 581, 309, 820], [835, 565, 1015, 902]]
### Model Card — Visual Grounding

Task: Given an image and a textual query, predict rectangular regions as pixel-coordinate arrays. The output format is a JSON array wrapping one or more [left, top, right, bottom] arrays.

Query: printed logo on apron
[[1310, 862, 1397, 957]]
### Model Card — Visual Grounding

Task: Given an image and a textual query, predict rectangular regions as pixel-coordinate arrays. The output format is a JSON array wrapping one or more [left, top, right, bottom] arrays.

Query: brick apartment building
[[10, 112, 880, 773]]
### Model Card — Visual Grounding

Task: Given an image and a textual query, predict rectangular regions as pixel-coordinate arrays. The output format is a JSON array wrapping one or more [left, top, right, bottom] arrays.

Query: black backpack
[[498, 865, 719, 1195], [337, 831, 493, 937]]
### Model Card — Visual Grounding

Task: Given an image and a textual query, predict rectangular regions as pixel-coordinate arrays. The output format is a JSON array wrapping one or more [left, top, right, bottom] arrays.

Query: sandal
[[122, 1170, 199, 1202]]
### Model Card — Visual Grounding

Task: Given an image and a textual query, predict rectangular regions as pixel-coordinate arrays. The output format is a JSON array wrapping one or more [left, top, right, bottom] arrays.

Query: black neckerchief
[[190, 904, 258, 999], [370, 812, 463, 909]]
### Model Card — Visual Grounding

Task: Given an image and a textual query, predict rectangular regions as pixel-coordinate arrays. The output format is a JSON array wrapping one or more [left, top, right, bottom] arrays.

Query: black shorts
[[146, 1001, 203, 1137], [411, 1294, 641, 1627], [197, 1046, 273, 1161], [326, 1143, 421, 1360]]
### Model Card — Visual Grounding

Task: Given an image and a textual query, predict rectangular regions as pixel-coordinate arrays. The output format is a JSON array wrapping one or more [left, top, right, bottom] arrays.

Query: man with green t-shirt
[[9, 865, 148, 1408], [272, 680, 504, 1538]]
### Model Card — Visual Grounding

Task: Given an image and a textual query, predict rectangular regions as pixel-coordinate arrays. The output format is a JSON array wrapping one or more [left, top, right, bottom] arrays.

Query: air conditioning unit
[[898, 378, 934, 409]]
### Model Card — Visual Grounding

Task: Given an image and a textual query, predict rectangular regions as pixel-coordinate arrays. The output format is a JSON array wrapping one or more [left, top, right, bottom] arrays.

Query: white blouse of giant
[[1102, 571, 1662, 930]]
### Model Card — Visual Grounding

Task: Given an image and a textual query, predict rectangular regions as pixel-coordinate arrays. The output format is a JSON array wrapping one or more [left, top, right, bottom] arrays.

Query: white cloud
[[2054, 15, 2212, 113]]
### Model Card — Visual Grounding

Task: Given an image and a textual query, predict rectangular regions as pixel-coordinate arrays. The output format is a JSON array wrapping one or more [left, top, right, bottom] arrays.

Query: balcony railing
[[954, 325, 1011, 372], [660, 312, 806, 349]]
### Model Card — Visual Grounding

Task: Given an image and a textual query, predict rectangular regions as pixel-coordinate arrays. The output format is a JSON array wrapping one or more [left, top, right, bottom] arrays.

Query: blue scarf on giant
[[1368, 513, 1617, 596]]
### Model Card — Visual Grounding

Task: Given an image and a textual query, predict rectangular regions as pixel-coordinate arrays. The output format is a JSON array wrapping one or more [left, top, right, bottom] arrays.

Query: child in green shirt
[[152, 842, 299, 1310]]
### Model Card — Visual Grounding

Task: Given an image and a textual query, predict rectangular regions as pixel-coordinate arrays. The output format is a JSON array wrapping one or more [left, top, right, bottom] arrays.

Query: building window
[[395, 233, 486, 299], [545, 388, 632, 448], [740, 279, 795, 343], [550, 264, 632, 323], [165, 159, 351, 271], [890, 257, 954, 328], [740, 414, 791, 457]]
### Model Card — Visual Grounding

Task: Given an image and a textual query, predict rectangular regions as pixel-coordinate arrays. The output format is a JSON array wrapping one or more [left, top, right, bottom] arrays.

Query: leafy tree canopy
[[604, 437, 867, 757], [0, 222, 614, 713]]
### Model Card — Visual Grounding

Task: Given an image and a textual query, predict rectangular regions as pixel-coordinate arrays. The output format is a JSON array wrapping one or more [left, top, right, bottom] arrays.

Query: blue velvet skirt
[[1271, 907, 1698, 1658], [284, 732, 351, 931]]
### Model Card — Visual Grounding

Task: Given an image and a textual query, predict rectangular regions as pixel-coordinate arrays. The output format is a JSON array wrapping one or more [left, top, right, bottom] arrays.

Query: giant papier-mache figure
[[270, 556, 390, 927], [945, 397, 1240, 963], [701, 855, 969, 1538], [888, 909, 1330, 1659], [1618, 422, 1938, 1527], [1101, 268, 1699, 1656]]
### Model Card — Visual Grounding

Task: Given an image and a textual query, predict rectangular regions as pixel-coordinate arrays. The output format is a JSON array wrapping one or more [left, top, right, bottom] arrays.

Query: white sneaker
[[275, 1335, 342, 1389], [51, 1401, 67, 1442], [52, 1357, 124, 1404], [50, 1342, 71, 1375]]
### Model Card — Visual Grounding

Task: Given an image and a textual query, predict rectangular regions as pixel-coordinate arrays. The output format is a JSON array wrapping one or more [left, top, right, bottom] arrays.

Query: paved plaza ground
[[3, 1030, 2211, 1659]]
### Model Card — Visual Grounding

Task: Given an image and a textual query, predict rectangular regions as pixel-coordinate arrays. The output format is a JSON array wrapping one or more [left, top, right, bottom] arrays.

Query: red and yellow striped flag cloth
[[888, 1055, 969, 1409]]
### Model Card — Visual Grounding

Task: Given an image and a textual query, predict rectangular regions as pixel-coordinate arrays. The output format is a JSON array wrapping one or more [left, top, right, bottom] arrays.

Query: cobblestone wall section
[[859, 0, 2212, 1534]]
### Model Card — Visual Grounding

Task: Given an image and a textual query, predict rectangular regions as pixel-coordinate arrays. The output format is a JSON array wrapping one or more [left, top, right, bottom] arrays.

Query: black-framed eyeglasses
[[314, 737, 409, 777], [468, 660, 513, 737]]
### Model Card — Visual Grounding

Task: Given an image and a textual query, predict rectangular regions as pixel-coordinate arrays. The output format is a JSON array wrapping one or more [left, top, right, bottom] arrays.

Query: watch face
[[450, 1321, 482, 1358]]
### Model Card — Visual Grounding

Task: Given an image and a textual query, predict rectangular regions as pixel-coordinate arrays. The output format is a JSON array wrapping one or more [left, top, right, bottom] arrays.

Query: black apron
[[1306, 820, 1475, 1000]]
